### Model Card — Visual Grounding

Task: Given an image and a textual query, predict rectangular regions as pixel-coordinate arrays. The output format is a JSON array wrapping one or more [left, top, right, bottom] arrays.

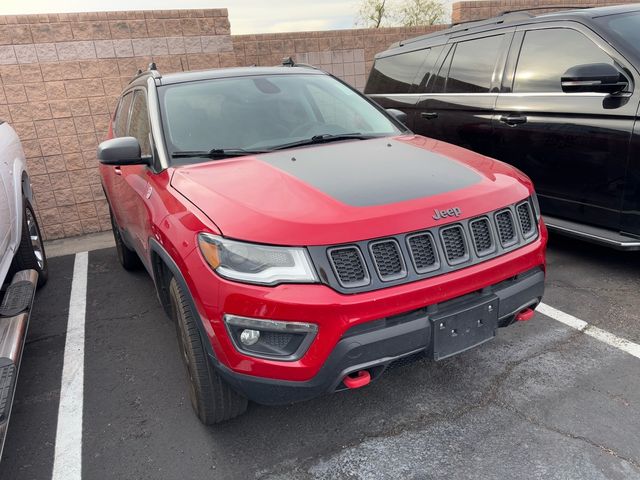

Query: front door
[[493, 25, 638, 230]]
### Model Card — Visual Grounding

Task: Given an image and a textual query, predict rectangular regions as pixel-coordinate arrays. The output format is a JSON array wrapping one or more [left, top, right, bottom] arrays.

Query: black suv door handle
[[500, 114, 527, 126], [421, 112, 439, 120]]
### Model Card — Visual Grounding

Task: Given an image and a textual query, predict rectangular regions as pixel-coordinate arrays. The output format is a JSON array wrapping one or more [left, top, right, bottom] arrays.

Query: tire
[[109, 207, 141, 271], [168, 277, 248, 424], [10, 198, 48, 288]]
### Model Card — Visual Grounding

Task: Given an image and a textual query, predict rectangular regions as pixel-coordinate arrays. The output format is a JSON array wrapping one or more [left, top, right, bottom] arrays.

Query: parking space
[[1, 235, 639, 480]]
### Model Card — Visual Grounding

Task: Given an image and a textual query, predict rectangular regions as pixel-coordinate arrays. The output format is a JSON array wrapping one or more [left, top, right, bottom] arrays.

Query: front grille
[[407, 233, 438, 273], [441, 225, 468, 264], [470, 218, 494, 256], [495, 210, 517, 246], [370, 240, 406, 281], [328, 247, 369, 288], [313, 198, 539, 293], [517, 202, 535, 237]]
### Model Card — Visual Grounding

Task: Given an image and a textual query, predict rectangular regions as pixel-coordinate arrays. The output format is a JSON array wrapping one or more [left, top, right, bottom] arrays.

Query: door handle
[[421, 112, 439, 120], [500, 115, 527, 126], [114, 166, 122, 176]]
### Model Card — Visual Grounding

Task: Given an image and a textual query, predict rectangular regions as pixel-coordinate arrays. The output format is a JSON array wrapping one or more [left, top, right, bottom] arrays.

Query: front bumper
[[215, 267, 544, 405]]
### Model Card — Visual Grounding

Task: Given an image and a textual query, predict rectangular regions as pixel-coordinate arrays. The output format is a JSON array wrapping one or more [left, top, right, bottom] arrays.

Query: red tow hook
[[343, 370, 371, 389], [516, 308, 535, 322]]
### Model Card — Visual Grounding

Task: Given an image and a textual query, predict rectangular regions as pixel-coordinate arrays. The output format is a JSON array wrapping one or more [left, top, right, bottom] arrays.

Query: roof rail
[[499, 5, 591, 15], [397, 11, 533, 47], [281, 56, 319, 70], [129, 62, 162, 84]]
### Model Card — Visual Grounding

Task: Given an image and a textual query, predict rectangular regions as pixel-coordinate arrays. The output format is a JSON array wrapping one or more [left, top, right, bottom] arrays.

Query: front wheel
[[169, 277, 248, 424], [10, 198, 48, 288]]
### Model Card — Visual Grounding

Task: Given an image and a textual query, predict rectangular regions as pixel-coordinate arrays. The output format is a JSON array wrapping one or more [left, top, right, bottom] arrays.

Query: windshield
[[595, 12, 640, 57], [158, 73, 402, 162]]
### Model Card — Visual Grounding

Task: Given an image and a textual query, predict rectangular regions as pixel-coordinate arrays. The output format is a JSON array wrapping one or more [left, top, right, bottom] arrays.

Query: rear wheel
[[10, 198, 48, 288], [109, 207, 140, 270], [169, 277, 248, 424]]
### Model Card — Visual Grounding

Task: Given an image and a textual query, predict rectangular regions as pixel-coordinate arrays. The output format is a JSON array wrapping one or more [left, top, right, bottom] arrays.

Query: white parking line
[[538, 302, 640, 360], [52, 252, 88, 480]]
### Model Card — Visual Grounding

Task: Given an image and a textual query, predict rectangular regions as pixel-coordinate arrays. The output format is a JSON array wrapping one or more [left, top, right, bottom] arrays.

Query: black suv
[[365, 4, 640, 250]]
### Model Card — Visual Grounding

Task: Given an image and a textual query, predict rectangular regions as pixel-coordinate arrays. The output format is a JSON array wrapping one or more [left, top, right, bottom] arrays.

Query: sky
[[0, 0, 362, 34]]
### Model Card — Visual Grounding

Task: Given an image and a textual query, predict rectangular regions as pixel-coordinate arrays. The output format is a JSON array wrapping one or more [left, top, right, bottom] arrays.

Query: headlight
[[198, 233, 318, 285]]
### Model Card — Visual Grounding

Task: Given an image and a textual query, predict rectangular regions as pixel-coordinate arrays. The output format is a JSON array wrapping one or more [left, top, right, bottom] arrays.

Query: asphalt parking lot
[[0, 234, 639, 480]]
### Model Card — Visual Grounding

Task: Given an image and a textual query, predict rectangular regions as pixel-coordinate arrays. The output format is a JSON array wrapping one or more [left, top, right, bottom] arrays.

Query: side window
[[114, 93, 133, 137], [513, 29, 615, 93], [414, 45, 445, 93], [445, 35, 504, 93], [430, 46, 453, 93], [128, 91, 152, 157], [365, 49, 429, 94]]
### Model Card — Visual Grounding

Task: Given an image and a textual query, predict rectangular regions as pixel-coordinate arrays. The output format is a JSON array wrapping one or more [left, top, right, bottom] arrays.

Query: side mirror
[[97, 137, 150, 166], [386, 108, 408, 125], [561, 63, 629, 94]]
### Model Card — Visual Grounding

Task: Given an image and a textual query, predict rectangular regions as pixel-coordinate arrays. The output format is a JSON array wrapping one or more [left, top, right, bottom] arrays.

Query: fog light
[[240, 329, 260, 346]]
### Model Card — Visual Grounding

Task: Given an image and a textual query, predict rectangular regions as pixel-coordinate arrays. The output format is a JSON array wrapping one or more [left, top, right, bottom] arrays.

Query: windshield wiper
[[171, 148, 269, 159], [269, 133, 379, 151]]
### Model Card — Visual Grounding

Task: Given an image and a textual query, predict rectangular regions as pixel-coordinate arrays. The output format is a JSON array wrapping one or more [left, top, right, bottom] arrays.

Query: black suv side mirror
[[386, 108, 408, 125], [97, 137, 150, 166], [561, 63, 629, 95]]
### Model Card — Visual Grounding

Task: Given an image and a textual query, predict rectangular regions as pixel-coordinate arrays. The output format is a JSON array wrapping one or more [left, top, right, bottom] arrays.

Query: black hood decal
[[258, 138, 482, 207]]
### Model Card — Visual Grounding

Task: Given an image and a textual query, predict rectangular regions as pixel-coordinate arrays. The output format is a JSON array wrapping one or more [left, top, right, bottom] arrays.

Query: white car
[[0, 120, 48, 458]]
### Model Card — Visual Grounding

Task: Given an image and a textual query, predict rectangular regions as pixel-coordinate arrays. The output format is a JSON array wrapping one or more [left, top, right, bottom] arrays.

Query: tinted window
[[445, 35, 504, 93], [114, 93, 133, 137], [514, 29, 614, 93], [414, 45, 445, 93], [430, 46, 453, 93], [128, 91, 151, 157], [595, 12, 640, 58], [366, 49, 428, 94]]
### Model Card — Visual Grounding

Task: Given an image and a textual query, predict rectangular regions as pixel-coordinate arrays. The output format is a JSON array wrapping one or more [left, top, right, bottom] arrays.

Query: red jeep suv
[[98, 64, 547, 423]]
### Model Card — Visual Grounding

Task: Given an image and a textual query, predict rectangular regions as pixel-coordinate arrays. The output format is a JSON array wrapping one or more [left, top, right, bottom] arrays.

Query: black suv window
[[366, 49, 429, 94], [444, 35, 504, 93], [128, 90, 152, 157], [114, 92, 133, 137], [513, 28, 615, 93]]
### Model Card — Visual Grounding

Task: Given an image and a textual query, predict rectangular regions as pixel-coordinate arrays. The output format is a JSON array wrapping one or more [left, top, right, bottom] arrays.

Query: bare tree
[[357, 0, 390, 28], [396, 0, 446, 26]]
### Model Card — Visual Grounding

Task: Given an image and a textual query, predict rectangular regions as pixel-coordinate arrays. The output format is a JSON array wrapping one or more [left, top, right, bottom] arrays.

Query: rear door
[[413, 30, 513, 158], [494, 23, 638, 230]]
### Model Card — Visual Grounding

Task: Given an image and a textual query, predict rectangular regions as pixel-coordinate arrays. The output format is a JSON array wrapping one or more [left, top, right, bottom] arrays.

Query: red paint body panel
[[170, 135, 534, 245], [100, 126, 547, 385]]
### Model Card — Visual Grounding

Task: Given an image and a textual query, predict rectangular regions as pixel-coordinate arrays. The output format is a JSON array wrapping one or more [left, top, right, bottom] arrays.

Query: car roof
[[125, 66, 326, 88], [378, 3, 640, 57]]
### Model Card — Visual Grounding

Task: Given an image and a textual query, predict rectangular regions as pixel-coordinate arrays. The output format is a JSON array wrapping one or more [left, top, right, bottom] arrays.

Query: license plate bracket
[[430, 296, 498, 361]]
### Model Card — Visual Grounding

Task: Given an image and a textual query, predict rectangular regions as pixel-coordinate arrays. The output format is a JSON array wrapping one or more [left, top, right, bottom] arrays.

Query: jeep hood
[[170, 135, 532, 246]]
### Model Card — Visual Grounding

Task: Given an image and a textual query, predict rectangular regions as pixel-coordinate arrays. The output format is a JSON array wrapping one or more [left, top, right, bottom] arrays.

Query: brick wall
[[0, 9, 233, 240], [451, 0, 637, 24]]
